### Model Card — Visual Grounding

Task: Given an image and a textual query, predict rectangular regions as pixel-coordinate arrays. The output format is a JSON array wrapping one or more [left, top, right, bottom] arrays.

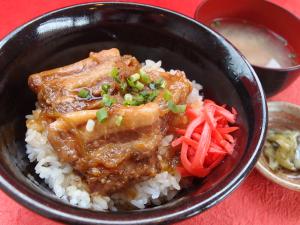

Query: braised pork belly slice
[[152, 71, 192, 110], [28, 48, 140, 113], [47, 103, 163, 195]]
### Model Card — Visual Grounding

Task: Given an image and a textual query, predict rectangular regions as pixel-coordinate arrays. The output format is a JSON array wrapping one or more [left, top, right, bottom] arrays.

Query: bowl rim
[[0, 2, 268, 224], [256, 101, 300, 192], [194, 0, 300, 72]]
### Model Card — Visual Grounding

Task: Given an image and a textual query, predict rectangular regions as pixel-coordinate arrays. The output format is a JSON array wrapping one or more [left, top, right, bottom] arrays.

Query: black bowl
[[0, 2, 267, 224], [253, 66, 300, 97]]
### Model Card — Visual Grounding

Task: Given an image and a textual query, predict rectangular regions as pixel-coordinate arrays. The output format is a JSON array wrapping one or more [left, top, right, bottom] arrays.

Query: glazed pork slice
[[47, 103, 163, 195], [28, 48, 140, 113], [28, 48, 120, 93], [153, 71, 192, 106], [85, 124, 162, 195], [49, 103, 160, 141]]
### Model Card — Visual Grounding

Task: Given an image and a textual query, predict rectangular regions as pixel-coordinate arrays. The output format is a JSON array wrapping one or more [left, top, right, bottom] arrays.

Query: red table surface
[[1, 0, 300, 224]]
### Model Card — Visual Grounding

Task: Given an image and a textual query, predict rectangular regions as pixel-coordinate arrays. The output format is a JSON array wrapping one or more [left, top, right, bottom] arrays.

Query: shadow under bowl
[[256, 101, 300, 191], [194, 0, 300, 97], [0, 2, 267, 224]]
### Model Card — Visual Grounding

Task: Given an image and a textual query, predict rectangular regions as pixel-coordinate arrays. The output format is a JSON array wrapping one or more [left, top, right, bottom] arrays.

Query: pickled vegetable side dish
[[264, 130, 300, 171]]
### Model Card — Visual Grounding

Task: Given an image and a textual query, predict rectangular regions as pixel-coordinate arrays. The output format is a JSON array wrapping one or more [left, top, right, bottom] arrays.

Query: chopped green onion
[[139, 70, 151, 84], [135, 81, 144, 90], [124, 95, 144, 106], [78, 88, 90, 98], [102, 94, 115, 107], [129, 73, 140, 82], [123, 91, 155, 106], [160, 80, 167, 88], [140, 90, 150, 98], [147, 90, 158, 102], [124, 93, 133, 101], [131, 88, 140, 93], [134, 95, 145, 104], [163, 89, 172, 101], [149, 82, 156, 90], [124, 100, 137, 106], [127, 75, 145, 91], [120, 82, 128, 93], [124, 99, 138, 106], [127, 77, 136, 88], [101, 84, 110, 94], [115, 115, 123, 126], [124, 93, 145, 106], [124, 93, 136, 105], [111, 67, 120, 82], [96, 108, 108, 123], [168, 101, 186, 113], [155, 78, 166, 89]]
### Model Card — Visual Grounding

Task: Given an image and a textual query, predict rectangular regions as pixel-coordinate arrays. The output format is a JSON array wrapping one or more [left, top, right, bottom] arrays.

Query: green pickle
[[263, 130, 300, 171]]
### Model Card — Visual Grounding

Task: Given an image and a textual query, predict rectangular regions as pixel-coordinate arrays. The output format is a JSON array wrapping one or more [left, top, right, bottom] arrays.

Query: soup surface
[[211, 19, 297, 68]]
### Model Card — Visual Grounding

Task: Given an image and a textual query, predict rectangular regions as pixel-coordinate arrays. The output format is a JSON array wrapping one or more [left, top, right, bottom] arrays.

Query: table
[[0, 0, 300, 224]]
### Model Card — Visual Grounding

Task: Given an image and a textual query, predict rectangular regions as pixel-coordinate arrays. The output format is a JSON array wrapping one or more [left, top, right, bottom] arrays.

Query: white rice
[[25, 60, 203, 211], [130, 172, 181, 209], [25, 127, 179, 211]]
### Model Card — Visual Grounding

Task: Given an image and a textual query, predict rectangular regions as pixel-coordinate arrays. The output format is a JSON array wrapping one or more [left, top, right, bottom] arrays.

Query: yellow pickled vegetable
[[263, 130, 300, 171]]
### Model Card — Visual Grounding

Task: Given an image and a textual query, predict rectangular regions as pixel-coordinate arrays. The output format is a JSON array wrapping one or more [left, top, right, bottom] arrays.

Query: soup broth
[[211, 19, 297, 68]]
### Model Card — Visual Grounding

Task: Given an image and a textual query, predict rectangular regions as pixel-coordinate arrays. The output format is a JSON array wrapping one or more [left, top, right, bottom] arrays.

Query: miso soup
[[211, 19, 297, 68]]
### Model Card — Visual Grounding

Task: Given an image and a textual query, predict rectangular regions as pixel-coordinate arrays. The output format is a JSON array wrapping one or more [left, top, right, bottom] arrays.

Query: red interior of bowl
[[194, 0, 300, 66]]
